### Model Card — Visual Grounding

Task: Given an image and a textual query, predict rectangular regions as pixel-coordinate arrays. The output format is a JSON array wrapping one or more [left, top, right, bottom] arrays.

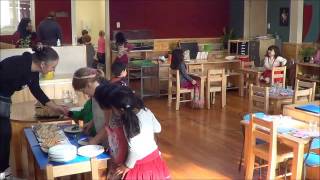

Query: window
[[0, 0, 32, 35]]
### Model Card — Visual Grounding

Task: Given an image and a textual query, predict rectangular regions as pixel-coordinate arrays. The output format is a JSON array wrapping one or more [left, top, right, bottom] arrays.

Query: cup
[[309, 120, 319, 137]]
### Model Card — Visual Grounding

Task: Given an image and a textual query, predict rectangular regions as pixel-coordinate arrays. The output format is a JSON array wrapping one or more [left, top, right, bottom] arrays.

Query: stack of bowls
[[48, 144, 77, 162]]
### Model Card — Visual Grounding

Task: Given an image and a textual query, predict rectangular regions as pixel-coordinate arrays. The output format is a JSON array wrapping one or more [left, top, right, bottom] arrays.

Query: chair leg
[[207, 90, 210, 109], [168, 91, 172, 107], [284, 159, 288, 180], [238, 139, 245, 172], [211, 92, 216, 105], [176, 92, 180, 111]]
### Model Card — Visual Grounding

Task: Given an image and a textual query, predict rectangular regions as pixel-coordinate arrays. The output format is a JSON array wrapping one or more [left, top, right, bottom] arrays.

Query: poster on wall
[[280, 7, 289, 26]]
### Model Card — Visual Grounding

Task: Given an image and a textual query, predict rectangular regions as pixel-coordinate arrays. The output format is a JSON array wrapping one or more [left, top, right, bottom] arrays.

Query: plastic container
[[42, 71, 54, 80]]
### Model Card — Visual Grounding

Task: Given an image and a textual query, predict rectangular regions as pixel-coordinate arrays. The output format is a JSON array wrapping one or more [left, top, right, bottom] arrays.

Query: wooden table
[[241, 116, 313, 179], [283, 101, 320, 123], [269, 94, 293, 115], [239, 67, 264, 96], [24, 128, 109, 179], [10, 101, 76, 178]]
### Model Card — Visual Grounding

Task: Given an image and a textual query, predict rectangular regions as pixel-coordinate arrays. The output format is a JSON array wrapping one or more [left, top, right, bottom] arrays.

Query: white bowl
[[225, 56, 236, 60]]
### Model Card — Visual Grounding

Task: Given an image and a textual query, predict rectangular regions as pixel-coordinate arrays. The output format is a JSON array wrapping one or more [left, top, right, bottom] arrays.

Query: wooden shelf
[[296, 62, 320, 68]]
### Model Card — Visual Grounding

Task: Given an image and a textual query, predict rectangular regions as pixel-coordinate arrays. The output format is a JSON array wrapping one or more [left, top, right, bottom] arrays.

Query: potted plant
[[299, 47, 316, 63], [222, 27, 236, 49]]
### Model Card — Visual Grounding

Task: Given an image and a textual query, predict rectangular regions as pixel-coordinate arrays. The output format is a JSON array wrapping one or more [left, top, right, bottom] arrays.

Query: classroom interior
[[0, 0, 319, 179]]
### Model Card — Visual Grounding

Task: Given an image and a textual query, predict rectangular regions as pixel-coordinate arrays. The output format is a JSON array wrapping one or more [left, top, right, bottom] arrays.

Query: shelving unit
[[296, 62, 320, 99]]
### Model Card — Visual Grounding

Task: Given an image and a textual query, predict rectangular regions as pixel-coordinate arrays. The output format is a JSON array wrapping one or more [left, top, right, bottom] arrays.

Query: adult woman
[[0, 44, 67, 178], [13, 17, 38, 48]]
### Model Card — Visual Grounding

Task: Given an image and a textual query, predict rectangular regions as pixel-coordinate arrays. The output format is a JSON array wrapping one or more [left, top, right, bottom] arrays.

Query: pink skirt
[[124, 149, 170, 180]]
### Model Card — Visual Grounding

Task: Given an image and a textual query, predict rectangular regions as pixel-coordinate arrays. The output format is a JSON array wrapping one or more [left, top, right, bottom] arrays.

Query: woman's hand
[[115, 164, 130, 179], [191, 80, 197, 85], [46, 101, 69, 115]]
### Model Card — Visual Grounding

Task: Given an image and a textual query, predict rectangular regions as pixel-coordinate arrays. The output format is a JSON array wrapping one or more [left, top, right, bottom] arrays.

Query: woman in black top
[[0, 44, 67, 177]]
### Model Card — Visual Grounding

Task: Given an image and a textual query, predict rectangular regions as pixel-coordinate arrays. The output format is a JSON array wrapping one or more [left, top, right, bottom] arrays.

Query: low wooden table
[[239, 67, 264, 96], [241, 116, 314, 179], [24, 128, 110, 179], [269, 94, 293, 115], [283, 101, 320, 123]]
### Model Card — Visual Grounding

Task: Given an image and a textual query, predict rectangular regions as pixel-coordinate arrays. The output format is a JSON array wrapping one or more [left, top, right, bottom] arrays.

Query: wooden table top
[[283, 101, 320, 118], [240, 67, 265, 73], [10, 100, 74, 122]]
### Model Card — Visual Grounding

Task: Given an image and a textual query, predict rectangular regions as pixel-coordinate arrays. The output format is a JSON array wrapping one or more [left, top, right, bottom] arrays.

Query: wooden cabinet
[[296, 62, 320, 99]]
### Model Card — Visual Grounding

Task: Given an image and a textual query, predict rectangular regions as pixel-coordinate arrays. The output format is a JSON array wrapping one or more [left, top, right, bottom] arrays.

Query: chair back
[[168, 69, 180, 91], [293, 87, 313, 104], [249, 114, 278, 179], [241, 61, 255, 69], [295, 80, 316, 101], [207, 69, 226, 92], [271, 66, 286, 88], [249, 84, 269, 113], [188, 64, 203, 73]]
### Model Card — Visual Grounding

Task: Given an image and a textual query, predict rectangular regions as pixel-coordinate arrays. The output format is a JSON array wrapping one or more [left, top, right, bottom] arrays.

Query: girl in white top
[[94, 85, 170, 180], [260, 45, 287, 83]]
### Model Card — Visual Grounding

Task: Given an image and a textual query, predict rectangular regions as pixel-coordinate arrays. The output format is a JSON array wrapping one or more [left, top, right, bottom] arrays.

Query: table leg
[[240, 73, 244, 97], [91, 158, 99, 180], [200, 78, 205, 108], [291, 143, 304, 179], [26, 136, 35, 180], [243, 125, 250, 169]]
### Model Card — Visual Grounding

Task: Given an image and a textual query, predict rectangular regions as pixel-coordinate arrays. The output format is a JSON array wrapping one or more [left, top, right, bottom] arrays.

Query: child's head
[[266, 45, 281, 58], [94, 84, 144, 138], [115, 32, 127, 46], [72, 67, 105, 97], [111, 61, 127, 78], [81, 29, 88, 36], [82, 34, 91, 44], [170, 48, 184, 70], [99, 30, 105, 37]]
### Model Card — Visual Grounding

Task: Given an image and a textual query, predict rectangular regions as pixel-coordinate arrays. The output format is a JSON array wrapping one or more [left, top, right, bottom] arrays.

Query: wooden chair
[[241, 61, 255, 94], [271, 66, 286, 88], [295, 80, 316, 101], [249, 84, 270, 114], [168, 69, 194, 110], [245, 114, 293, 179], [293, 88, 313, 104], [206, 69, 226, 109], [188, 64, 203, 73]]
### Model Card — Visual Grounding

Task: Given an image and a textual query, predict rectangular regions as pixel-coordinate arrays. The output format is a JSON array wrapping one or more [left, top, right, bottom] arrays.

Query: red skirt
[[124, 149, 170, 180]]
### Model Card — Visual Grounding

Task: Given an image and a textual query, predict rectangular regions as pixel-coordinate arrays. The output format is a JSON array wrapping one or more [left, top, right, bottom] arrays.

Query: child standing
[[170, 48, 197, 88], [82, 35, 96, 68], [114, 32, 133, 65], [111, 61, 128, 86], [71, 67, 108, 145], [95, 85, 170, 180], [97, 30, 106, 66], [260, 45, 287, 83]]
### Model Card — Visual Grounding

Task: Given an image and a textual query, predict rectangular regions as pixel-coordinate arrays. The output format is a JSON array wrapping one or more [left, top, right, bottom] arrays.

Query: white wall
[[74, 0, 106, 46]]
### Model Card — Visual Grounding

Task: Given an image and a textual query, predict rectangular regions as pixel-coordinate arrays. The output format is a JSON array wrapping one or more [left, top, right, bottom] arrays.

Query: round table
[[10, 101, 72, 178]]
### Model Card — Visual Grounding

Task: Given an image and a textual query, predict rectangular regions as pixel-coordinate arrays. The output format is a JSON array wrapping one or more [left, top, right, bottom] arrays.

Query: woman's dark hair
[[170, 48, 184, 70], [95, 84, 145, 138], [265, 45, 281, 59], [72, 67, 105, 90], [115, 32, 127, 46], [17, 18, 31, 39], [111, 61, 126, 76], [81, 29, 88, 36], [31, 44, 59, 63]]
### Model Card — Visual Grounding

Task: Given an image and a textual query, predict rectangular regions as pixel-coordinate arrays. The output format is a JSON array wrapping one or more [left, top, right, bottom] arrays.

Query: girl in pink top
[[97, 30, 106, 65]]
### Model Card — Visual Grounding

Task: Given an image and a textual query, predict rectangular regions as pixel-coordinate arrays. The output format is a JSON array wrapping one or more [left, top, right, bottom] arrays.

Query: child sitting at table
[[111, 61, 128, 86], [170, 48, 197, 88], [260, 45, 287, 83], [114, 32, 133, 65], [94, 84, 170, 180]]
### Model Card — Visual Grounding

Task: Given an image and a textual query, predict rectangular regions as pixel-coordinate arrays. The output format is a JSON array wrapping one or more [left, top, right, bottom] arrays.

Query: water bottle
[[57, 39, 61, 46]]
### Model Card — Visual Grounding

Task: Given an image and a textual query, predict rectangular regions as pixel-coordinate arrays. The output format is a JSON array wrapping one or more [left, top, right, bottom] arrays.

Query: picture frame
[[280, 7, 289, 26]]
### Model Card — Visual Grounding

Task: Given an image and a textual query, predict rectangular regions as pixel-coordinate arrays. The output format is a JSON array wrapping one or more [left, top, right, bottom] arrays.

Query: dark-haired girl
[[95, 85, 170, 180], [114, 32, 133, 65], [13, 17, 38, 48], [0, 44, 66, 178], [260, 45, 287, 83], [170, 48, 197, 88]]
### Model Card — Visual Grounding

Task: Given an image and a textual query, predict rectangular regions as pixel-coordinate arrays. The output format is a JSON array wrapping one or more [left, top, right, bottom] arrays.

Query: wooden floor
[[144, 91, 248, 179]]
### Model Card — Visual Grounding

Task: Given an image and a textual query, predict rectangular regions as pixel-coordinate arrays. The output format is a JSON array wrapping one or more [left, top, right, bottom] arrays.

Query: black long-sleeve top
[[0, 52, 50, 105], [37, 18, 62, 46]]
